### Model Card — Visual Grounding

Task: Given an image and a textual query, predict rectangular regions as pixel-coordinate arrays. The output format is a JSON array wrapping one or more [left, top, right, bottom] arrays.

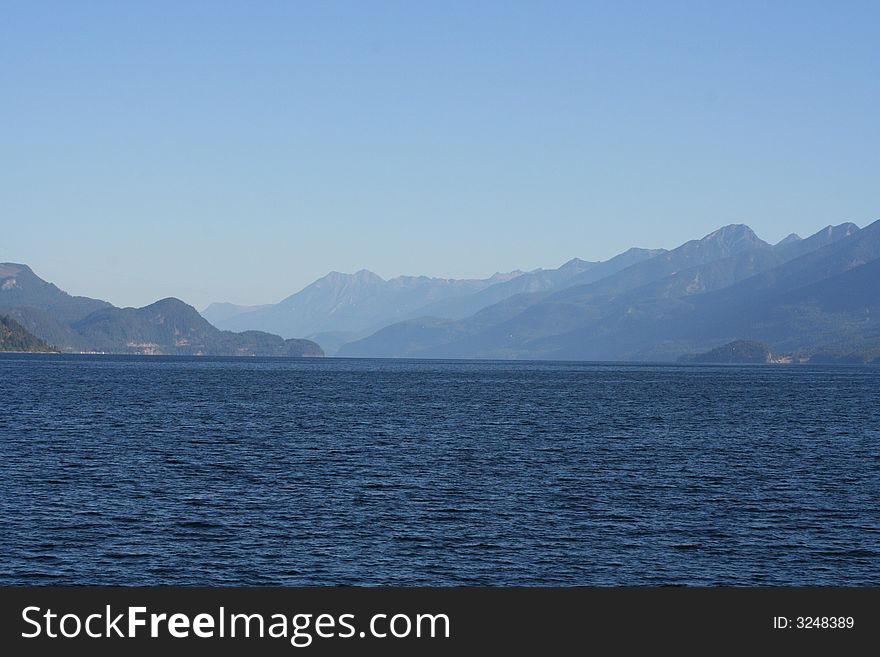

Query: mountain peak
[[487, 270, 525, 282], [696, 224, 768, 256], [145, 297, 195, 311], [825, 222, 860, 238], [702, 223, 760, 242], [354, 268, 383, 280], [0, 263, 31, 278], [776, 233, 802, 246], [559, 258, 594, 271], [319, 270, 385, 286]]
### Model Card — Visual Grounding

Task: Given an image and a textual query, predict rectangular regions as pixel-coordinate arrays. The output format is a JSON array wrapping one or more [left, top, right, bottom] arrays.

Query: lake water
[[1, 354, 878, 585]]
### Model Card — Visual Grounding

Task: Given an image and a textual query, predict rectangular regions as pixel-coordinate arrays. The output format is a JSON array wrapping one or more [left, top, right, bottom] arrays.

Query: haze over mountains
[[206, 248, 665, 354], [338, 221, 876, 361], [200, 219, 878, 362], [205, 269, 526, 351]]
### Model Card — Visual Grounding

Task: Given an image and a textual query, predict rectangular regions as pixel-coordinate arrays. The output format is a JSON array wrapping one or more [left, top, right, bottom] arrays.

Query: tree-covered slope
[[0, 315, 55, 352]]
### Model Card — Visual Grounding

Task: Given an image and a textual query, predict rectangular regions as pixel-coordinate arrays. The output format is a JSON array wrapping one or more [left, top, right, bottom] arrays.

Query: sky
[[1, 1, 878, 309]]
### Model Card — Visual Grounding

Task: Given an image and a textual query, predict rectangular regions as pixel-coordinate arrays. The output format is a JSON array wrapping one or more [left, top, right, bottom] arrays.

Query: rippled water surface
[[1, 354, 878, 585]]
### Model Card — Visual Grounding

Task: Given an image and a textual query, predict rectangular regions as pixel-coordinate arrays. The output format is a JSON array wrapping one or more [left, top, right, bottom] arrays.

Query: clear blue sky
[[2, 1, 878, 309]]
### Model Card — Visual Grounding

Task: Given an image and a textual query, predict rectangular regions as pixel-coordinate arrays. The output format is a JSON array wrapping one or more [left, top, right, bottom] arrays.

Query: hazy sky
[[2, 1, 878, 309]]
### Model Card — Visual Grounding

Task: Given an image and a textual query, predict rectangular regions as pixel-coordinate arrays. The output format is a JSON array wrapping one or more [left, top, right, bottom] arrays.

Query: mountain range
[[334, 221, 877, 361], [205, 269, 526, 352], [0, 264, 322, 357], [6, 217, 878, 362], [205, 249, 664, 355]]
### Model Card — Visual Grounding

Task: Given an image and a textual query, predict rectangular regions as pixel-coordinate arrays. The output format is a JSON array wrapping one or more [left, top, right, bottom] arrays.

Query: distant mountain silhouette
[[775, 233, 802, 247], [339, 222, 874, 360], [211, 269, 524, 352], [209, 249, 665, 354], [414, 248, 665, 321], [339, 224, 778, 357], [772, 222, 859, 260], [201, 302, 271, 325], [409, 258, 599, 320], [0, 265, 322, 356]]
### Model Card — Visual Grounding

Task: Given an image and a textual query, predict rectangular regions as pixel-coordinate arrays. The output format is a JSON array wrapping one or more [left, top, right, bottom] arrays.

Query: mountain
[[414, 248, 665, 321], [211, 249, 665, 356], [8, 218, 872, 362], [0, 263, 112, 349], [0, 315, 55, 352], [0, 263, 110, 324], [0, 264, 322, 357], [338, 222, 867, 359], [773, 222, 859, 260], [775, 233, 802, 247], [201, 302, 271, 325], [305, 330, 372, 357], [660, 221, 880, 354], [339, 224, 774, 357], [410, 258, 599, 320], [516, 219, 880, 361], [72, 298, 322, 356], [212, 268, 524, 346]]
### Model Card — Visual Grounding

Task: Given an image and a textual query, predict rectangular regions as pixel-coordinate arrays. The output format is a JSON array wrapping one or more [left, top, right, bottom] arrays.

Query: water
[[1, 354, 878, 586]]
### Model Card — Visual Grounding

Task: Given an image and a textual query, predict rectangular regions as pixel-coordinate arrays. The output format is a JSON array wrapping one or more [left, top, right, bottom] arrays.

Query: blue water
[[1, 354, 878, 585]]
